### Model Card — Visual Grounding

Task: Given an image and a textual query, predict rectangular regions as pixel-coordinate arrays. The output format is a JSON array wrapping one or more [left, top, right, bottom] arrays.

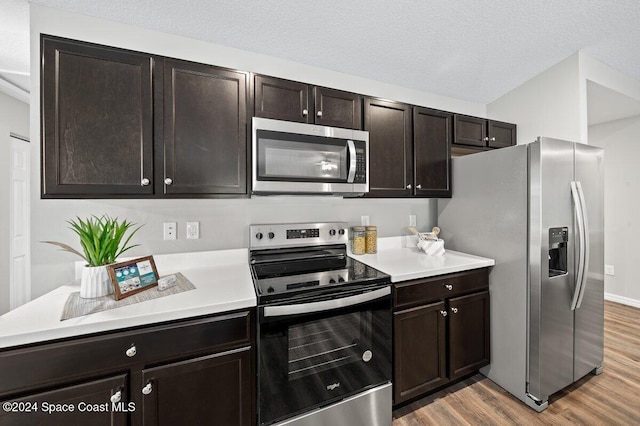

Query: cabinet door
[[488, 120, 517, 148], [453, 115, 487, 148], [448, 291, 490, 380], [413, 107, 452, 197], [140, 347, 253, 426], [254, 75, 311, 123], [41, 36, 154, 197], [163, 59, 248, 195], [0, 374, 127, 426], [313, 87, 362, 129], [393, 301, 447, 404], [364, 98, 413, 197]]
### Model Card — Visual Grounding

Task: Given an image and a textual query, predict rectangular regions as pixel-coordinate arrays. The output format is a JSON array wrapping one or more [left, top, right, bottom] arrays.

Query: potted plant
[[44, 215, 142, 298]]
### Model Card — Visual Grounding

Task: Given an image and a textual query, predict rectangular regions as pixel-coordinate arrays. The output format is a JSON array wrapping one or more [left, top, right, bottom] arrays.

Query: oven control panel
[[250, 222, 348, 249]]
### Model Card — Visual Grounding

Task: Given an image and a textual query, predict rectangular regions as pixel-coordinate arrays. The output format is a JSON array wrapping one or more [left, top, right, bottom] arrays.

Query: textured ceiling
[[2, 0, 640, 105]]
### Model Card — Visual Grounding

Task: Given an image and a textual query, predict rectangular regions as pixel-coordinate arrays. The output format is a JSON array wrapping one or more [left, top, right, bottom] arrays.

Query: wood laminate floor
[[392, 301, 640, 425]]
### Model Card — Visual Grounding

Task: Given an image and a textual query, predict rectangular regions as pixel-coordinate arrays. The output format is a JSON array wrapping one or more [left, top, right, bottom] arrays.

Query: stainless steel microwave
[[252, 118, 369, 196]]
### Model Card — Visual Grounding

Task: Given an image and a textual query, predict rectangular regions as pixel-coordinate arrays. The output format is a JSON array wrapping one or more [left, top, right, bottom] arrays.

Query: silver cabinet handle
[[302, 109, 308, 116], [444, 284, 453, 291], [141, 178, 150, 186], [483, 137, 489, 142], [164, 177, 173, 185], [406, 184, 412, 189], [440, 310, 448, 317], [142, 383, 153, 395], [490, 137, 496, 142], [125, 345, 137, 357], [110, 391, 122, 404], [416, 184, 422, 189], [317, 111, 323, 117], [264, 287, 390, 317], [451, 307, 458, 314]]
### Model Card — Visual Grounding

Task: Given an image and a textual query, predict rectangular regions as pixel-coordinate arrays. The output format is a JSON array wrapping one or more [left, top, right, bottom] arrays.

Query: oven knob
[[329, 278, 336, 284], [338, 229, 345, 235], [268, 232, 275, 239], [338, 277, 345, 282], [256, 232, 263, 240], [267, 286, 274, 293], [329, 229, 336, 236]]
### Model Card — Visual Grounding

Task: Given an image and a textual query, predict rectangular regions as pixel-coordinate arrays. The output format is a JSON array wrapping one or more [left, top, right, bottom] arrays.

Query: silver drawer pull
[[164, 177, 173, 185], [451, 307, 459, 314], [126, 345, 137, 357], [142, 383, 153, 395], [440, 310, 448, 317], [141, 178, 150, 186], [444, 284, 453, 291], [110, 391, 122, 404], [302, 109, 308, 116]]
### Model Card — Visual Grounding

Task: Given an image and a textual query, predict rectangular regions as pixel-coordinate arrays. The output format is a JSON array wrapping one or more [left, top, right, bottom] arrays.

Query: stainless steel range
[[249, 222, 392, 426]]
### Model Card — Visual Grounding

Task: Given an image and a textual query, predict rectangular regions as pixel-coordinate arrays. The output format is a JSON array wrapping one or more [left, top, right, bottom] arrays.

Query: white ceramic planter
[[80, 265, 114, 298]]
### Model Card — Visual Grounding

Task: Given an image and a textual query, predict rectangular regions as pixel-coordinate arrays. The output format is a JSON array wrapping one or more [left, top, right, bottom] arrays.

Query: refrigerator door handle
[[570, 181, 586, 311], [575, 181, 590, 309]]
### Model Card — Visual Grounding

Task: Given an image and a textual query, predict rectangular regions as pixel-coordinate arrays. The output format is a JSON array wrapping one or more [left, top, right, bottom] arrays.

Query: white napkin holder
[[417, 239, 445, 256]]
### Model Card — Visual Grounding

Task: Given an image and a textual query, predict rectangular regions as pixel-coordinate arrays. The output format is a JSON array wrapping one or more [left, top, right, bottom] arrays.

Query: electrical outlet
[[163, 222, 177, 240], [409, 215, 417, 227], [186, 222, 200, 240], [604, 265, 615, 276], [360, 215, 370, 226]]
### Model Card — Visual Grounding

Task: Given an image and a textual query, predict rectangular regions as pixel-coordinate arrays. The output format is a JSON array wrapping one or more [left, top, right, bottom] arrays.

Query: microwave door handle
[[347, 140, 356, 183], [263, 286, 390, 317]]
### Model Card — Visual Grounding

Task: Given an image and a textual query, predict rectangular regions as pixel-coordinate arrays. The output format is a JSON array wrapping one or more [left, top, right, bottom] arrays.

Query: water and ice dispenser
[[549, 227, 568, 277]]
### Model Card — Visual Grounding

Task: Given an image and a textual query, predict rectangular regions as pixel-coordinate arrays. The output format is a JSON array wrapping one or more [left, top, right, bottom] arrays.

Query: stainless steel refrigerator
[[438, 137, 604, 411]]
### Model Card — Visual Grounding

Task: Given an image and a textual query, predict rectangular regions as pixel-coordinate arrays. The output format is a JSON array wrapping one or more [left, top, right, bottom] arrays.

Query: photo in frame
[[107, 255, 159, 300]]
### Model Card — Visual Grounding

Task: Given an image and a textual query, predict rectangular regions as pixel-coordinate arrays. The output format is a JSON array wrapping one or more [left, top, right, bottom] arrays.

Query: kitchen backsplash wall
[[32, 197, 437, 298]]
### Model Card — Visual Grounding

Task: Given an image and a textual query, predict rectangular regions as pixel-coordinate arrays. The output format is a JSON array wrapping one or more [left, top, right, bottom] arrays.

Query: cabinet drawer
[[393, 268, 488, 309], [0, 310, 252, 397]]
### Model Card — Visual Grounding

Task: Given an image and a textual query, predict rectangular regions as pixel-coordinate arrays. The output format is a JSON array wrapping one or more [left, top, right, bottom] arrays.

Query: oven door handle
[[263, 286, 390, 317]]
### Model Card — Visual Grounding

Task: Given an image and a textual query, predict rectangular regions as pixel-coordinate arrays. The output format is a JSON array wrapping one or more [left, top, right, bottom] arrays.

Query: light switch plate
[[360, 215, 370, 226], [409, 215, 417, 227], [163, 222, 177, 240]]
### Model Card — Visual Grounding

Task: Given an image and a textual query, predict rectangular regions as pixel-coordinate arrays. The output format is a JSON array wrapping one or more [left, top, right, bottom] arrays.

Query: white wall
[[29, 5, 479, 298], [0, 91, 30, 315], [589, 116, 640, 308], [487, 53, 582, 144]]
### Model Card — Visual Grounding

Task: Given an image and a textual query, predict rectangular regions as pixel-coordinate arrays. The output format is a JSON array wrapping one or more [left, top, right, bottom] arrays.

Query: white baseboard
[[604, 292, 640, 309]]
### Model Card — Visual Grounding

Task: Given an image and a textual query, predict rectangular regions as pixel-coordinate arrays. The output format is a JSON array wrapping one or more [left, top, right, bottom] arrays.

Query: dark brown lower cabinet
[[448, 291, 491, 380], [0, 374, 127, 426], [140, 347, 252, 426], [393, 302, 447, 403], [0, 310, 255, 426], [393, 269, 490, 405]]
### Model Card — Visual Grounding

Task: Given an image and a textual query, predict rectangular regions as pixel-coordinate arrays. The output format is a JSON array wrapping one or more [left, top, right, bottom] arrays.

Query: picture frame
[[107, 255, 159, 300]]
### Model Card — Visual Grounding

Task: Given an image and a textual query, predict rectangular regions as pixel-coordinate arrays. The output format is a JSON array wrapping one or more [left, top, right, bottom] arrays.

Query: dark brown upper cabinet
[[254, 75, 362, 129], [413, 107, 452, 198], [254, 75, 310, 123], [41, 36, 154, 197], [313, 87, 362, 129], [364, 98, 413, 197], [162, 59, 248, 196], [41, 35, 249, 199], [453, 114, 516, 155]]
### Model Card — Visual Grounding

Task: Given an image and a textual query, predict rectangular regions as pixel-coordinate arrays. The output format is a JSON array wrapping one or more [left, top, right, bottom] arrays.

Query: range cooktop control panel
[[250, 222, 348, 249]]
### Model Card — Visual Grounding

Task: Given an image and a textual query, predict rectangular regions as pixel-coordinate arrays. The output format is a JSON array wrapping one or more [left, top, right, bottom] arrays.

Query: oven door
[[252, 118, 368, 194], [257, 286, 392, 426]]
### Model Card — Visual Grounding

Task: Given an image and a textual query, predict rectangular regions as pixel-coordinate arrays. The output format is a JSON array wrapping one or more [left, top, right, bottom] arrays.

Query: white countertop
[[349, 236, 495, 282], [0, 249, 256, 349]]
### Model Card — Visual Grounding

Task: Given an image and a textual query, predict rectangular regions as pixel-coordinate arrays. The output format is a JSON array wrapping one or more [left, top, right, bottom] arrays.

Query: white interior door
[[9, 135, 30, 310]]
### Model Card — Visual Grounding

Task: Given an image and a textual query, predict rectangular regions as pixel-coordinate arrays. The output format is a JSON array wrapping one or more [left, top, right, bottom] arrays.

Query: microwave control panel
[[354, 143, 367, 183]]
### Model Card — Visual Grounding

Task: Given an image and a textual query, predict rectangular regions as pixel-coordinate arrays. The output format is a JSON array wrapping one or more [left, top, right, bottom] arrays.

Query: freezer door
[[527, 138, 576, 402], [573, 143, 604, 380]]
